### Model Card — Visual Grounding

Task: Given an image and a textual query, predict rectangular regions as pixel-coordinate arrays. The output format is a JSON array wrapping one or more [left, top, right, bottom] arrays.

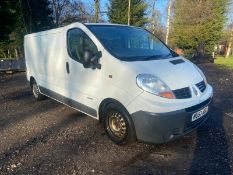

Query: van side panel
[[24, 29, 67, 97], [24, 26, 100, 118]]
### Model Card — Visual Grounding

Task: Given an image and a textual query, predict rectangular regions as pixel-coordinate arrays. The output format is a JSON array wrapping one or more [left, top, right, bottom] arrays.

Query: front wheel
[[103, 103, 136, 145]]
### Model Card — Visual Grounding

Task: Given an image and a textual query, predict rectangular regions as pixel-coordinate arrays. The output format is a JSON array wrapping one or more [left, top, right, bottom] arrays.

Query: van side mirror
[[83, 50, 102, 69]]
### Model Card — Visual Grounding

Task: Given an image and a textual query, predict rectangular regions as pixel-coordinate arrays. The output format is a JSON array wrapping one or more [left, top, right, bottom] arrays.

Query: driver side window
[[67, 28, 98, 64]]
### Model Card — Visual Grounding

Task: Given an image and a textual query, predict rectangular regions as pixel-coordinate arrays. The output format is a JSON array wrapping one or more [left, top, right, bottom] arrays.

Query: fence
[[0, 58, 26, 72]]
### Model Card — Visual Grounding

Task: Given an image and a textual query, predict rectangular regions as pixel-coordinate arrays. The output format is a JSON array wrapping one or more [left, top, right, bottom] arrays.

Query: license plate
[[191, 106, 208, 122]]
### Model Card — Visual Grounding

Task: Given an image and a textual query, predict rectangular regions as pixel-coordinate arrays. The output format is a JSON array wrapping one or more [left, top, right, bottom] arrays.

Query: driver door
[[65, 28, 102, 117]]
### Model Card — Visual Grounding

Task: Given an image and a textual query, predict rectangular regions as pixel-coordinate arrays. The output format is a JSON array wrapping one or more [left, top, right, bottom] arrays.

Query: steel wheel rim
[[32, 83, 39, 98], [108, 111, 127, 139]]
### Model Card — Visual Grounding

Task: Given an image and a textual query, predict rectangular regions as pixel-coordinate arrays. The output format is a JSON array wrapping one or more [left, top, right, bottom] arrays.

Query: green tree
[[0, 0, 54, 58], [20, 0, 54, 33], [0, 0, 18, 41], [14, 0, 54, 56], [108, 0, 147, 27], [173, 0, 229, 57]]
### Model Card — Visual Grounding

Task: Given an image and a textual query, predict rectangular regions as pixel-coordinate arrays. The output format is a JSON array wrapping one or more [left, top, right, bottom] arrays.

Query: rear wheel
[[103, 103, 136, 145], [31, 80, 45, 101]]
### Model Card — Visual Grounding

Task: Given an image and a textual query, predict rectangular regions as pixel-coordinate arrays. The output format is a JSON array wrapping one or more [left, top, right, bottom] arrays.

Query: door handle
[[66, 62, 70, 74]]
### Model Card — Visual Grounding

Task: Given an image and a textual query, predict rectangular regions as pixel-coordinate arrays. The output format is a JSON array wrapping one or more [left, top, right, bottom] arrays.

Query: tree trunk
[[128, 0, 131, 25], [26, 0, 32, 33], [94, 0, 100, 23], [19, 0, 28, 33], [165, 0, 171, 45], [226, 26, 233, 58], [196, 41, 205, 58], [15, 49, 18, 58], [151, 0, 157, 34], [52, 0, 60, 27]]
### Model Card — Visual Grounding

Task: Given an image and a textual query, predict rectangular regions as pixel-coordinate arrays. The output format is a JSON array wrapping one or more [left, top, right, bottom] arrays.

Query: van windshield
[[86, 25, 177, 61]]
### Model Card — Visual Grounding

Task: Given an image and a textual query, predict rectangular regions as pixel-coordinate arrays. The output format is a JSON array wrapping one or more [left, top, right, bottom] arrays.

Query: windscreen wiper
[[143, 53, 174, 60], [163, 53, 173, 58], [141, 55, 163, 60]]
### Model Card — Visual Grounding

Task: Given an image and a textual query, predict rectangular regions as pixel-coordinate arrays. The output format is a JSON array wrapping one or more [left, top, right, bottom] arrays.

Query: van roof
[[24, 22, 132, 38], [24, 27, 64, 38], [85, 23, 129, 27]]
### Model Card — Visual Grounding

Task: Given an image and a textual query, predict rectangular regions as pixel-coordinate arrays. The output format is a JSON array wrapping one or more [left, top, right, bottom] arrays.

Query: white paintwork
[[24, 22, 213, 119]]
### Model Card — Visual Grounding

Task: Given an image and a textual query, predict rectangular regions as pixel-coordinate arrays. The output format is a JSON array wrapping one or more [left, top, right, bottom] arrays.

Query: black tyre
[[31, 80, 45, 101], [103, 103, 136, 145]]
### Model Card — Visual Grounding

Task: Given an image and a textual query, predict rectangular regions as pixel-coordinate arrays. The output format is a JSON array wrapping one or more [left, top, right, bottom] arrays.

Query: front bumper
[[131, 97, 212, 144]]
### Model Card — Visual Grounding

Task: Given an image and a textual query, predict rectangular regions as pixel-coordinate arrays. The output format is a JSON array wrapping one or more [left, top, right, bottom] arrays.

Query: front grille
[[196, 81, 206, 92], [173, 87, 191, 99], [185, 97, 211, 112]]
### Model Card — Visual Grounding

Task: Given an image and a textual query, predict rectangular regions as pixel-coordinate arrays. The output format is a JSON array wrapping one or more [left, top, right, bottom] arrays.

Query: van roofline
[[84, 23, 130, 27], [24, 22, 134, 38]]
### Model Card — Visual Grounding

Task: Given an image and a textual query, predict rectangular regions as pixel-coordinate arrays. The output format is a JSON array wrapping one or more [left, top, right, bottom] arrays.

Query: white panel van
[[24, 22, 213, 145]]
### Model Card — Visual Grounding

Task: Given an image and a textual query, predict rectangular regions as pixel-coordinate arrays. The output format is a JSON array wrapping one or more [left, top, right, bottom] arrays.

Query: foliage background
[[0, 0, 232, 59]]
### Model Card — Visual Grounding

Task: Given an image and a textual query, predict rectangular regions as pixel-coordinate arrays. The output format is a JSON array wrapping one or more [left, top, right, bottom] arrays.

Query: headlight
[[136, 74, 175, 99]]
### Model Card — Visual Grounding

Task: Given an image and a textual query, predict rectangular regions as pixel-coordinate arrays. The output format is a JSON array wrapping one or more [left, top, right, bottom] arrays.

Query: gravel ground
[[0, 63, 232, 175]]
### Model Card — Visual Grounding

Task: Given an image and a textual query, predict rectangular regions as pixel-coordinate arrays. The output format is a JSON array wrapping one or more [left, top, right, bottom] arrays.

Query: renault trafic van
[[24, 22, 213, 145]]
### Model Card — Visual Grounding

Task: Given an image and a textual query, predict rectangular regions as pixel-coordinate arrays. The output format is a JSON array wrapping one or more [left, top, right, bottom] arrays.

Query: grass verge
[[215, 56, 233, 69]]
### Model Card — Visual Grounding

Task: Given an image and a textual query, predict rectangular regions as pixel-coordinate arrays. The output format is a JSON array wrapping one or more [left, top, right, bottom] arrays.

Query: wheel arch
[[98, 98, 130, 123]]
